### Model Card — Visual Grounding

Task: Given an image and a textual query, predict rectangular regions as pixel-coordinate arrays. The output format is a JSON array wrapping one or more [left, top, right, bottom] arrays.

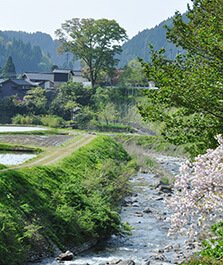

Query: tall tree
[[55, 18, 127, 89], [139, 0, 223, 156], [1, 56, 16, 78]]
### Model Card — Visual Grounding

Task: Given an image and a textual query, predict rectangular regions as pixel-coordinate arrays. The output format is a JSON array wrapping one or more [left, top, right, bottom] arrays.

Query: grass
[[0, 142, 42, 153], [118, 135, 188, 157], [0, 135, 136, 265]]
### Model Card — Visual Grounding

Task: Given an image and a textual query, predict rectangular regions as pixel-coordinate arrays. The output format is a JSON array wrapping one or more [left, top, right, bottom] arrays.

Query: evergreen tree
[[1, 56, 16, 78]]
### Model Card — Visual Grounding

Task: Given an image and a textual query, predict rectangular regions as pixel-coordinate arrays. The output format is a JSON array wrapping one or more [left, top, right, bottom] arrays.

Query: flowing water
[[33, 155, 192, 265]]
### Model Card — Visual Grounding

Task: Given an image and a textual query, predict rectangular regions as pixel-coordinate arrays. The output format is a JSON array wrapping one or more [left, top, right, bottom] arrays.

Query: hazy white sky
[[1, 0, 190, 39]]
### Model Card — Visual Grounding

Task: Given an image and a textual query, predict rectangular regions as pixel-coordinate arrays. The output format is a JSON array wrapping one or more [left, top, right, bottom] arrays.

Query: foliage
[[117, 135, 187, 157], [183, 222, 223, 265], [119, 59, 148, 87], [167, 135, 223, 238], [0, 142, 41, 153], [0, 35, 52, 73], [23, 87, 47, 115], [97, 102, 119, 125], [39, 115, 65, 128], [50, 81, 93, 120], [0, 97, 25, 123], [118, 14, 186, 67], [56, 18, 127, 88], [0, 31, 74, 70], [0, 56, 16, 78], [200, 222, 223, 260], [166, 0, 223, 68], [91, 121, 134, 133], [139, 0, 223, 156], [0, 136, 134, 264], [12, 114, 66, 128], [12, 114, 41, 125], [92, 86, 138, 123]]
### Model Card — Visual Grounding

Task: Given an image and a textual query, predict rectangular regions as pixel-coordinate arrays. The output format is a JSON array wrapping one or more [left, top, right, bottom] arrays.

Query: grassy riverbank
[[0, 136, 136, 265]]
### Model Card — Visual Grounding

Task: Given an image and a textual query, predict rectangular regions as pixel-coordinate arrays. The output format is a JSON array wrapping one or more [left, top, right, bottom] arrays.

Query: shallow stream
[[33, 155, 191, 265]]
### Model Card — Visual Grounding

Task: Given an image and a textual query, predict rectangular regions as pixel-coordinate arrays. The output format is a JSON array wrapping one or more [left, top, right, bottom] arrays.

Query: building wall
[[0, 82, 28, 98]]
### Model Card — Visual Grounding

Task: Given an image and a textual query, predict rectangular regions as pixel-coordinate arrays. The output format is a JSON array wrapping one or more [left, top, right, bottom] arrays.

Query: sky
[[1, 0, 191, 40]]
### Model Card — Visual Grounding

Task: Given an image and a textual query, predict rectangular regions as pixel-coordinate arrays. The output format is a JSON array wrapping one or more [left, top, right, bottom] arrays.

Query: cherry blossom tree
[[167, 135, 223, 238]]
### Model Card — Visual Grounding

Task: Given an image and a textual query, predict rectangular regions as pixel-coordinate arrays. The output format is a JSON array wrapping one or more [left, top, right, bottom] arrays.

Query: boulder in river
[[56, 250, 74, 261], [143, 207, 153, 214]]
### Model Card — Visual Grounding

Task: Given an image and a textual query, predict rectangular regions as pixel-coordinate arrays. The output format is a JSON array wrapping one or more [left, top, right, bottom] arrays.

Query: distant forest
[[118, 14, 187, 67], [0, 31, 75, 74], [0, 13, 186, 74]]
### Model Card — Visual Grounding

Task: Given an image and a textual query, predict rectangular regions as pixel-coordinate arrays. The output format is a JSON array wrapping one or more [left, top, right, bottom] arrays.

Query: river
[[31, 154, 198, 265]]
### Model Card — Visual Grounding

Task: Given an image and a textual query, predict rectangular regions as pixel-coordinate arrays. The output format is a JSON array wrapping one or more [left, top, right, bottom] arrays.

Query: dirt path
[[2, 134, 96, 170]]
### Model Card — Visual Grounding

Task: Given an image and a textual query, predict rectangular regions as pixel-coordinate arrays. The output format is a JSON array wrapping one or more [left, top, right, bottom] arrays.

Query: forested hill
[[0, 31, 75, 74], [0, 14, 186, 73], [118, 14, 186, 67]]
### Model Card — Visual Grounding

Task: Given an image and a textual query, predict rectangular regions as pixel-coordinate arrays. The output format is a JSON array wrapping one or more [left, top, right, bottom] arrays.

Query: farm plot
[[0, 133, 96, 170], [0, 135, 73, 147]]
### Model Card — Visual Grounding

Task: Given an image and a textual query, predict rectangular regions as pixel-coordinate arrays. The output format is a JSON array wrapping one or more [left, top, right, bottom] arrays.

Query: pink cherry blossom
[[167, 135, 223, 238]]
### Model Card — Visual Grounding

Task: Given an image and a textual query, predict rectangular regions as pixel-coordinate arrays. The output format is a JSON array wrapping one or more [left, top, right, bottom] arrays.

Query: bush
[[12, 114, 66, 128], [40, 115, 65, 128], [12, 114, 41, 125], [91, 121, 134, 132]]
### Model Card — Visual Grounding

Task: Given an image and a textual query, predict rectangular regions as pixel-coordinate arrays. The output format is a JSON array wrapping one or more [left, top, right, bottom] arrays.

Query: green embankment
[[0, 136, 135, 265], [0, 143, 42, 153]]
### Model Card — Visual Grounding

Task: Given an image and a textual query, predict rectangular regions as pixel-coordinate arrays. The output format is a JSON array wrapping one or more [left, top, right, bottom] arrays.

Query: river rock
[[150, 253, 168, 262], [164, 244, 174, 251], [115, 260, 135, 265], [135, 211, 143, 217], [56, 250, 74, 261], [143, 207, 152, 213]]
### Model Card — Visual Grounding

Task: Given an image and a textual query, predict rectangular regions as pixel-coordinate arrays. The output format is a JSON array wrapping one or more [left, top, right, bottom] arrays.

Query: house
[[0, 79, 33, 99], [22, 72, 54, 89], [53, 69, 74, 85], [22, 69, 89, 88]]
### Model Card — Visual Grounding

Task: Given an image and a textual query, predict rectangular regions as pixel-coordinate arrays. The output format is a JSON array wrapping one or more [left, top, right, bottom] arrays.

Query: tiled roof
[[23, 72, 54, 82], [10, 79, 33, 86]]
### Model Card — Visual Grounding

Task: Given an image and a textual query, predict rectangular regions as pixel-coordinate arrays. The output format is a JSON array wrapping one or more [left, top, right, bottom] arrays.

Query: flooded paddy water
[[0, 152, 36, 165], [0, 126, 47, 133]]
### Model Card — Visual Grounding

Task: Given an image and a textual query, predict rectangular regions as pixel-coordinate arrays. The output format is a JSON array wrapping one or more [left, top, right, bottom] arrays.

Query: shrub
[[12, 114, 65, 128], [12, 114, 41, 125], [40, 115, 65, 128]]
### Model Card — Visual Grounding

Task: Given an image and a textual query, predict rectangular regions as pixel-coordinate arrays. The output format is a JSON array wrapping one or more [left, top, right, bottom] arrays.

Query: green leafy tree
[[50, 81, 93, 120], [119, 59, 148, 87], [55, 18, 127, 89], [139, 0, 223, 155], [98, 102, 119, 125], [23, 87, 47, 115], [1, 56, 16, 78]]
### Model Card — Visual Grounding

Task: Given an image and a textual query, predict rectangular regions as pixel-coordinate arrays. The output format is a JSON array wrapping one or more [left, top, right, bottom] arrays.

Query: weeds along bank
[[0, 136, 136, 265]]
